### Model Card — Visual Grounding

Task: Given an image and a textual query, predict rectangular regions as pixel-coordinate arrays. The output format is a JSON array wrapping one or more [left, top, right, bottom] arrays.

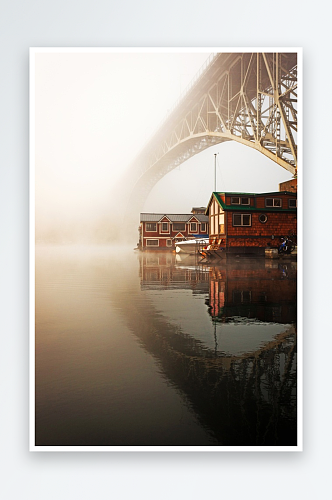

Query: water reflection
[[35, 246, 297, 447], [137, 252, 297, 446]]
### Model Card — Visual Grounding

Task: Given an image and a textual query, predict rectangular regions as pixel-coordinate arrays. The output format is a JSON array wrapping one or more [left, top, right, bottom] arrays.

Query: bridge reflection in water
[[137, 252, 297, 446]]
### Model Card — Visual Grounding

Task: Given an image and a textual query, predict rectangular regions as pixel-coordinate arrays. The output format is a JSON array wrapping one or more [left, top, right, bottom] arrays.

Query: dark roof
[[214, 190, 297, 198], [140, 213, 208, 222]]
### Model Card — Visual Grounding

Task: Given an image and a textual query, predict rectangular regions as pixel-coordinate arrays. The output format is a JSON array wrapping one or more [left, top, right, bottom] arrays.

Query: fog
[[33, 49, 293, 244]]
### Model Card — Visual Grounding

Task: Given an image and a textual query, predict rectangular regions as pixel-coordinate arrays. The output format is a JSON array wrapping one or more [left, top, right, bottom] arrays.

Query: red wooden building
[[206, 190, 297, 256], [138, 212, 209, 250]]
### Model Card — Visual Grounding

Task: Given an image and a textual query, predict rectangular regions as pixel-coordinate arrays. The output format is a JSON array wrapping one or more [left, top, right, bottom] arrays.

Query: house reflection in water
[[139, 252, 210, 294], [139, 253, 296, 326], [137, 253, 297, 446], [208, 259, 297, 325]]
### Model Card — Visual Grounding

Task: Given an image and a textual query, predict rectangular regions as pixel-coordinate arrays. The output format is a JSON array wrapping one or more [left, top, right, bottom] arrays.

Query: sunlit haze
[[34, 50, 293, 243]]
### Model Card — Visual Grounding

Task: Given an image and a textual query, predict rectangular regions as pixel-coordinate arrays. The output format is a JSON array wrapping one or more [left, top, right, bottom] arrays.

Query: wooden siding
[[255, 193, 295, 209], [141, 219, 209, 250], [279, 178, 297, 192], [207, 192, 297, 250], [226, 211, 296, 248]]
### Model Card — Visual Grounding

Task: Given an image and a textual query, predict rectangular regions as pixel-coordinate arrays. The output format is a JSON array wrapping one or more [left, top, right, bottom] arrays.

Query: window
[[219, 213, 225, 234], [289, 199, 297, 208], [190, 222, 197, 232], [209, 216, 214, 235], [233, 214, 251, 226], [231, 197, 250, 205], [146, 239, 159, 246], [265, 198, 282, 207], [166, 239, 172, 247], [259, 214, 268, 223], [161, 222, 169, 232], [146, 222, 157, 231], [173, 223, 185, 231], [201, 223, 206, 232]]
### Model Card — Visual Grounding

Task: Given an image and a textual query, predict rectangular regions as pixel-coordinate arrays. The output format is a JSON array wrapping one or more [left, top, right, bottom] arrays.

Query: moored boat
[[175, 238, 209, 255]]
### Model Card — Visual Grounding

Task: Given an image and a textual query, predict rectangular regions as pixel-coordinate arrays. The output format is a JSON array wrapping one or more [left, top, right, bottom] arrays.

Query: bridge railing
[[165, 52, 218, 121], [130, 52, 218, 164]]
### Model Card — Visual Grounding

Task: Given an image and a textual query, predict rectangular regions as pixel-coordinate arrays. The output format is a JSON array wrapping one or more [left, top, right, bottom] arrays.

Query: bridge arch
[[116, 52, 298, 228]]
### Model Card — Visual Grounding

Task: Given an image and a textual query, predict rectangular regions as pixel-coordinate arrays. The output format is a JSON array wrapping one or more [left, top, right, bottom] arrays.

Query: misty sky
[[33, 49, 293, 240]]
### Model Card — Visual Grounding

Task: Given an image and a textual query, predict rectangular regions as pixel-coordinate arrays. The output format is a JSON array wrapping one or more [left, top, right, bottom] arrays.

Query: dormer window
[[265, 198, 282, 207], [231, 196, 250, 205], [190, 222, 197, 232]]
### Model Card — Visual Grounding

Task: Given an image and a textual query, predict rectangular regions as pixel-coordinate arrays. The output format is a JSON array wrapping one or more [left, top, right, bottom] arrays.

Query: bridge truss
[[120, 52, 298, 222]]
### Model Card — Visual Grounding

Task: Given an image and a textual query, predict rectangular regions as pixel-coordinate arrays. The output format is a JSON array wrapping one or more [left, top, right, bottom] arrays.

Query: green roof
[[208, 191, 297, 213]]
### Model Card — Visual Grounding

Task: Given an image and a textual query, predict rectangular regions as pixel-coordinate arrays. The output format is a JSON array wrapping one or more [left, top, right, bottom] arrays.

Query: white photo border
[[29, 46, 303, 452]]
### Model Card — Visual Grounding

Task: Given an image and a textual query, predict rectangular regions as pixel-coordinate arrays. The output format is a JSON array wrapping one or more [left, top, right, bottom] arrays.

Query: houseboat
[[202, 190, 297, 258], [138, 211, 209, 251]]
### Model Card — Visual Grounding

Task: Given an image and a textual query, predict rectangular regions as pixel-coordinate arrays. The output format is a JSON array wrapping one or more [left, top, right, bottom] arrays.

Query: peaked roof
[[140, 213, 208, 222]]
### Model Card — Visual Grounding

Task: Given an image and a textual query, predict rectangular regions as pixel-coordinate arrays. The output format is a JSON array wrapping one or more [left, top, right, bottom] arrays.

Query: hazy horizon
[[33, 50, 294, 244]]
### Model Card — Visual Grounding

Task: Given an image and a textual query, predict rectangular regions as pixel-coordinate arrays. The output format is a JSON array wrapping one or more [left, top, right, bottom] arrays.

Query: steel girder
[[119, 52, 298, 225], [144, 52, 298, 175]]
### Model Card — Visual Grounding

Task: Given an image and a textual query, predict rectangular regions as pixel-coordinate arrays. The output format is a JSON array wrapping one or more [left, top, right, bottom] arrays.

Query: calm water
[[35, 245, 297, 447]]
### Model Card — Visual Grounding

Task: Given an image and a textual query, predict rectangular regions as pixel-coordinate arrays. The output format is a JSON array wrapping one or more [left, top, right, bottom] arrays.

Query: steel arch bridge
[[118, 52, 298, 223]]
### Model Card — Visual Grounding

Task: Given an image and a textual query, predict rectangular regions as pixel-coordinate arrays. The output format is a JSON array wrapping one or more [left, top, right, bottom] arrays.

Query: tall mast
[[214, 153, 218, 191]]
